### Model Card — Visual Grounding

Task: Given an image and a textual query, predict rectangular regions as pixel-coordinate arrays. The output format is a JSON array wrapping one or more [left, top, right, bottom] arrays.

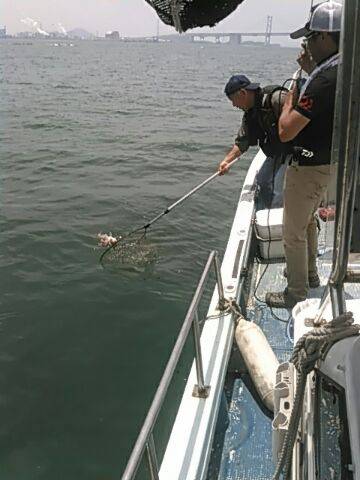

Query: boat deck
[[206, 260, 291, 479], [206, 217, 360, 479]]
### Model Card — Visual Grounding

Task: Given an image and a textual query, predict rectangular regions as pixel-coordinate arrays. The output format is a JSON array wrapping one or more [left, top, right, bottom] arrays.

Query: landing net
[[99, 230, 157, 269], [145, 0, 245, 32]]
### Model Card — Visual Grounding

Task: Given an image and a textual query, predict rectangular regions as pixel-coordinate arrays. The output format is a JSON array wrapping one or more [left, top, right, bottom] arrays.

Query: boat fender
[[235, 316, 279, 412]]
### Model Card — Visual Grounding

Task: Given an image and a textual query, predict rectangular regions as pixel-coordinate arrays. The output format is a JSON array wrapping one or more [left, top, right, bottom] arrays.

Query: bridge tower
[[265, 15, 273, 45], [155, 19, 160, 42]]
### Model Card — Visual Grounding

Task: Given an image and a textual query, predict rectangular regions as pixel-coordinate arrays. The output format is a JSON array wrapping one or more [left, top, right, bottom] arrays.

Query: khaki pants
[[283, 164, 333, 300]]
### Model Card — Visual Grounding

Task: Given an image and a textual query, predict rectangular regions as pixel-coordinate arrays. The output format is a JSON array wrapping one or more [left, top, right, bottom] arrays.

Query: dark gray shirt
[[234, 90, 287, 153]]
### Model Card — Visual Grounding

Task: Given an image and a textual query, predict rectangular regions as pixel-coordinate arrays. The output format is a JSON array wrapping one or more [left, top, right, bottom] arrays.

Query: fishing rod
[[100, 156, 241, 262]]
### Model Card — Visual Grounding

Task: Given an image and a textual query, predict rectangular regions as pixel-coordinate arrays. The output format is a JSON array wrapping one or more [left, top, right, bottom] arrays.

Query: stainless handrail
[[329, 0, 360, 316], [146, 434, 159, 480], [121, 250, 227, 480], [192, 310, 210, 398]]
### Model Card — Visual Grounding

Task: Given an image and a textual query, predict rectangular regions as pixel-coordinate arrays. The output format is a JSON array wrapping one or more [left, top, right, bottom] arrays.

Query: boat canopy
[[145, 0, 245, 32]]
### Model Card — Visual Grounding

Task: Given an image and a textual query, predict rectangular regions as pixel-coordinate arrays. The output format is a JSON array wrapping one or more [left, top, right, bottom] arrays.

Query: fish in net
[[98, 230, 158, 269], [145, 0, 245, 32]]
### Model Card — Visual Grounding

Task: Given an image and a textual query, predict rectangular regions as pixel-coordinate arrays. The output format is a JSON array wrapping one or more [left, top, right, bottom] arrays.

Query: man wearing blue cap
[[219, 74, 291, 209], [265, 1, 341, 309]]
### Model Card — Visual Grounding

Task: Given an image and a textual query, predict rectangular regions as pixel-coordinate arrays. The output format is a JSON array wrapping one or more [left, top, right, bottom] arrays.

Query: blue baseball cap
[[224, 75, 260, 97]]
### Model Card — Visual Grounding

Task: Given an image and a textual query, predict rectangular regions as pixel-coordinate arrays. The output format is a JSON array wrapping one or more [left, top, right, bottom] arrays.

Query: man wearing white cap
[[266, 1, 342, 308]]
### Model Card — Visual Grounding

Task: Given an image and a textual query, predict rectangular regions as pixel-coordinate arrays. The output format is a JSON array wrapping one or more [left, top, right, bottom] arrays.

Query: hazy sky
[[4, 0, 311, 43]]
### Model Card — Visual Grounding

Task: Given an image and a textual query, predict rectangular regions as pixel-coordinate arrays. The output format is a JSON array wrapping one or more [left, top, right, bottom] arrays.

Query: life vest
[[248, 85, 293, 158]]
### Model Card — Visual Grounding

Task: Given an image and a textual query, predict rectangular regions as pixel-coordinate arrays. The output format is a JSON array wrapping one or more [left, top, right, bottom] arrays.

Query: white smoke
[[57, 23, 67, 35], [21, 17, 50, 36]]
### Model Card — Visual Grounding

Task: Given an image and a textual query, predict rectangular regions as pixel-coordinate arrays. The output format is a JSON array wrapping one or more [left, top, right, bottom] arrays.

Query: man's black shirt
[[294, 65, 337, 165]]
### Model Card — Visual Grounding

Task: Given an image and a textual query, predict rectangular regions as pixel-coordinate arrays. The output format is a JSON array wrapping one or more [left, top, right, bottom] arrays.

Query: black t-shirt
[[294, 64, 337, 164]]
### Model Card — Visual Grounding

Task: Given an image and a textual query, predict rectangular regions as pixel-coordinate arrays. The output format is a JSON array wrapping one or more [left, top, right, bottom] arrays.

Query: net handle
[[144, 156, 241, 229], [100, 157, 241, 262]]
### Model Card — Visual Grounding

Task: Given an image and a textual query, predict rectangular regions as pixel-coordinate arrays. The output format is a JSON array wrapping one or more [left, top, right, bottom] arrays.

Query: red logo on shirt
[[298, 95, 314, 111]]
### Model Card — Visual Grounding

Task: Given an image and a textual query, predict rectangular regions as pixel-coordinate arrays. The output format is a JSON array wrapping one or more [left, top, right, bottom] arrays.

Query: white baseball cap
[[290, 1, 342, 39]]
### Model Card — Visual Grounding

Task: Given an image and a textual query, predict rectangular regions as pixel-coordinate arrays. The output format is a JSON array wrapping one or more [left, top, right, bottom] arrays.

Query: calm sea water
[[0, 39, 298, 479]]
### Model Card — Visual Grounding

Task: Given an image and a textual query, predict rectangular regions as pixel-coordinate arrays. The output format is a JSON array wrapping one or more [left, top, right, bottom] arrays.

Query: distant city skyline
[[4, 0, 313, 45]]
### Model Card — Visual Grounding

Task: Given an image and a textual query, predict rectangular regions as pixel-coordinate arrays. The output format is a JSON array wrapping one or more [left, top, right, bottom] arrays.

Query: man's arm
[[218, 144, 241, 175], [278, 88, 310, 142], [218, 112, 249, 174], [279, 47, 329, 143]]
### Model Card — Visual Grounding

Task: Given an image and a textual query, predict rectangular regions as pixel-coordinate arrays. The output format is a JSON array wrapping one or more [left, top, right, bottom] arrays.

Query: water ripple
[[0, 38, 298, 479]]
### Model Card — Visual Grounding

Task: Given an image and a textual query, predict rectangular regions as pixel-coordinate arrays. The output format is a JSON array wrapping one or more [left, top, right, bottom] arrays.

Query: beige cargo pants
[[283, 164, 333, 301]]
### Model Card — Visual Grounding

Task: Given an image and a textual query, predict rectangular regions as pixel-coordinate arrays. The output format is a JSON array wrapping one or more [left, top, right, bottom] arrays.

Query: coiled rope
[[273, 311, 360, 480]]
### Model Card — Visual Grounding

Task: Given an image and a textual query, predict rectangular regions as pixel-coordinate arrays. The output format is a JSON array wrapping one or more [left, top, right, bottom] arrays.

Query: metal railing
[[329, 0, 360, 316], [121, 250, 226, 480]]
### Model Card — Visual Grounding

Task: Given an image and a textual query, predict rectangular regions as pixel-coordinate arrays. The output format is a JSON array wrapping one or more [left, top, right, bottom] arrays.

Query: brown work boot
[[283, 268, 320, 288], [265, 289, 300, 309]]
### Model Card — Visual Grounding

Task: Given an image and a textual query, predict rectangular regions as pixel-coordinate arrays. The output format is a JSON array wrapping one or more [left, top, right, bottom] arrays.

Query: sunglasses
[[305, 31, 321, 41]]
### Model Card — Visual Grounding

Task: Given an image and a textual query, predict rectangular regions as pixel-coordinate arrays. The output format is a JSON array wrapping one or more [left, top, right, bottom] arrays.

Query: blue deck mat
[[207, 262, 293, 480]]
